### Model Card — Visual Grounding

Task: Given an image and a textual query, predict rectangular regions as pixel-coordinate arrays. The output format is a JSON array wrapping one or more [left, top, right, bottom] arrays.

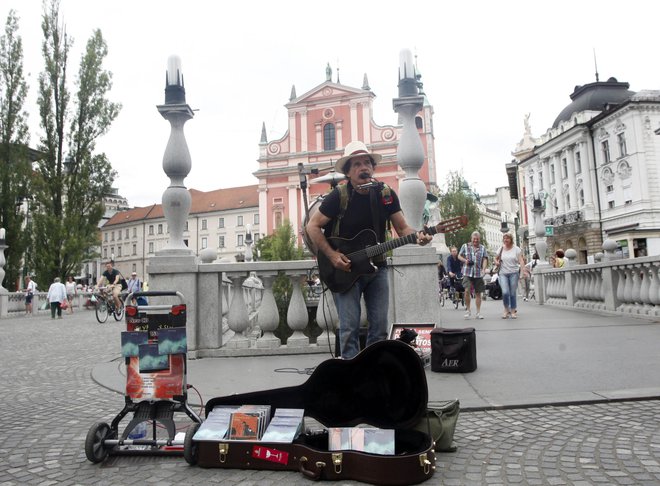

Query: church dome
[[552, 77, 635, 128]]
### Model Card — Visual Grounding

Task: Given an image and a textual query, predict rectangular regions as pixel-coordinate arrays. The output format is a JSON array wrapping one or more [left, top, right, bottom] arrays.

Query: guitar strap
[[370, 187, 387, 264]]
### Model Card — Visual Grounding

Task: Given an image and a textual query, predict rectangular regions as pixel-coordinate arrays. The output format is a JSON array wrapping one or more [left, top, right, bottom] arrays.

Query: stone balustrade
[[534, 254, 660, 317]]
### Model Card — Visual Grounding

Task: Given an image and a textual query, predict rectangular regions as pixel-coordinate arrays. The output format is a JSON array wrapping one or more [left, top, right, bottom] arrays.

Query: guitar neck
[[363, 233, 420, 259]]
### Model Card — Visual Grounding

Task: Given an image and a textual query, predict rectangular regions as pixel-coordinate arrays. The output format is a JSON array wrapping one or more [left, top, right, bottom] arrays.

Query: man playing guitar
[[305, 140, 432, 360]]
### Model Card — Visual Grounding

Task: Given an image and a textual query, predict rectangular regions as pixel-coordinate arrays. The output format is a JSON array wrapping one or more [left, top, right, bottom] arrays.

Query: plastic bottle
[[128, 421, 147, 440]]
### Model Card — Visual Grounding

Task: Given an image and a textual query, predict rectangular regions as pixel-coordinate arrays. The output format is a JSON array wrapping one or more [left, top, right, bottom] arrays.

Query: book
[[228, 412, 260, 440], [192, 406, 239, 441], [261, 415, 304, 443]]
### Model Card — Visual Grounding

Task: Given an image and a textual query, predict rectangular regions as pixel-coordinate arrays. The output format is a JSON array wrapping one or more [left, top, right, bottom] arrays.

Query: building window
[[602, 140, 610, 163], [323, 123, 336, 151], [606, 184, 614, 193], [415, 116, 423, 129], [132, 244, 137, 255], [623, 186, 632, 205], [237, 215, 243, 226], [201, 237, 207, 249], [550, 164, 555, 184], [575, 152, 582, 174], [117, 231, 122, 240], [149, 225, 154, 235], [103, 248, 107, 259], [254, 213, 259, 225], [201, 219, 207, 230], [133, 227, 137, 237], [111, 231, 115, 241], [218, 236, 225, 248], [254, 233, 260, 244], [275, 211, 283, 228], [117, 246, 122, 257], [104, 232, 108, 242], [565, 194, 570, 209], [608, 200, 615, 209], [218, 217, 224, 228], [561, 158, 568, 179], [184, 221, 188, 232], [158, 224, 163, 234], [579, 189, 585, 206], [617, 133, 627, 157], [148, 242, 154, 253], [237, 234, 244, 246]]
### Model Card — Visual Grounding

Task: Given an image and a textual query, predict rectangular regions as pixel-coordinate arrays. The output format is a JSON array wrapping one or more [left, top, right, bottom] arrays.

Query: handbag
[[60, 300, 69, 310], [492, 246, 504, 274], [412, 399, 460, 452]]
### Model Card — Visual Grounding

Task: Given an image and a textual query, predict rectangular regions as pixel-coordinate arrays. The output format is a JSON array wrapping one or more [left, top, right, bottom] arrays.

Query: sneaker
[[464, 311, 471, 319], [523, 297, 528, 302], [475, 313, 484, 319]]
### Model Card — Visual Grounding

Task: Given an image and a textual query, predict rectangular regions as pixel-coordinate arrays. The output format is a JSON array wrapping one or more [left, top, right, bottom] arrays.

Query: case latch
[[218, 443, 229, 463], [332, 452, 343, 474], [419, 453, 432, 475]]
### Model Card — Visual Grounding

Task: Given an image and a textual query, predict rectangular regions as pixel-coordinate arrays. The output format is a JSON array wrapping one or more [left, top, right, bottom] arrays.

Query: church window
[[323, 123, 336, 151]]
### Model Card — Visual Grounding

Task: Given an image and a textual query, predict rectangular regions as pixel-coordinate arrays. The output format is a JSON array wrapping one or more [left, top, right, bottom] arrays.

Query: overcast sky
[[2, 0, 659, 207]]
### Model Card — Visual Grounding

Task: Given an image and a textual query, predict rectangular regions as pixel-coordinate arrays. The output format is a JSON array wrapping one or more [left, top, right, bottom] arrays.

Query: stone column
[[390, 48, 441, 326], [285, 272, 310, 347], [541, 159, 553, 218], [565, 147, 578, 211], [553, 153, 565, 214], [256, 273, 282, 349]]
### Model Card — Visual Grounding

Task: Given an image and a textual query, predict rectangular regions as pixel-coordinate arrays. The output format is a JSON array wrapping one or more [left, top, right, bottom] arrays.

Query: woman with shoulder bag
[[494, 233, 525, 319]]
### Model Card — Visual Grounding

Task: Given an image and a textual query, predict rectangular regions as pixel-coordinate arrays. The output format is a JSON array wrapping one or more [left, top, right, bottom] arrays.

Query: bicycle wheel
[[113, 303, 124, 321], [95, 301, 109, 323]]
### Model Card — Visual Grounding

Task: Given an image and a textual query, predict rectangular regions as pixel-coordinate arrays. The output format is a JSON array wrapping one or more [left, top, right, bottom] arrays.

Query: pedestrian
[[65, 276, 76, 314], [494, 233, 525, 318], [305, 140, 432, 359], [126, 271, 147, 306], [554, 249, 565, 268], [47, 277, 67, 319], [446, 245, 465, 301], [458, 231, 489, 319], [24, 275, 38, 315]]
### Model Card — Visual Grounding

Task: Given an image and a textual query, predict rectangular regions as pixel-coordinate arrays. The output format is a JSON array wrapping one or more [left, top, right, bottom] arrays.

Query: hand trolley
[[85, 290, 202, 463]]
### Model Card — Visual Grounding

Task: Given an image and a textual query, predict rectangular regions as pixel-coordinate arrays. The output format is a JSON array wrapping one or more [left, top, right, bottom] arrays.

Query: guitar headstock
[[425, 215, 468, 236]]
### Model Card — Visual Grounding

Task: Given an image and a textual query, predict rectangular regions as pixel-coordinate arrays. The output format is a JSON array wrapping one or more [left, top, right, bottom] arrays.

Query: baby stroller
[[447, 277, 465, 309]]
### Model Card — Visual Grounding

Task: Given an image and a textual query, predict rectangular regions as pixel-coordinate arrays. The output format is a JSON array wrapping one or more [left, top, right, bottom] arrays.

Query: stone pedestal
[[390, 245, 441, 326]]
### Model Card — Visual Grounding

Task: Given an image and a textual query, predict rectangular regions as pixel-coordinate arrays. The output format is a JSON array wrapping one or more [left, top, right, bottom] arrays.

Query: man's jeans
[[333, 268, 389, 359], [498, 272, 520, 310]]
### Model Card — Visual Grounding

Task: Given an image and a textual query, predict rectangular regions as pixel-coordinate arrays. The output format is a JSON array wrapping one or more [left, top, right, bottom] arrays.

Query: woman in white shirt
[[65, 276, 77, 314], [494, 233, 526, 319]]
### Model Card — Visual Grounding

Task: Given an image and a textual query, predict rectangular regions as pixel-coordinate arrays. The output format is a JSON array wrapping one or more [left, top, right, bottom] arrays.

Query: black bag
[[120, 278, 128, 290], [431, 328, 477, 373]]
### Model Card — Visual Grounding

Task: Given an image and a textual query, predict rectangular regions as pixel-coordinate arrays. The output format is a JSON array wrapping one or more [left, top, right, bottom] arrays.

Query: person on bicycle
[[98, 261, 123, 310], [446, 246, 464, 299]]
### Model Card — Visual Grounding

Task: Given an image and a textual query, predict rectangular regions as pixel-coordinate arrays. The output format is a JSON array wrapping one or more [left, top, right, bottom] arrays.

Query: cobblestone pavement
[[1, 312, 659, 485]]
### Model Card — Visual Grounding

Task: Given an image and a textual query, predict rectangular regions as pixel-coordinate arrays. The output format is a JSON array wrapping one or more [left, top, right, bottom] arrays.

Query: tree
[[437, 170, 486, 250], [0, 9, 31, 290], [31, 0, 120, 285]]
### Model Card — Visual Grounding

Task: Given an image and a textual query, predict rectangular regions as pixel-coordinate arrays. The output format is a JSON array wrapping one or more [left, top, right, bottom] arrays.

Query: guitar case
[[187, 340, 436, 485]]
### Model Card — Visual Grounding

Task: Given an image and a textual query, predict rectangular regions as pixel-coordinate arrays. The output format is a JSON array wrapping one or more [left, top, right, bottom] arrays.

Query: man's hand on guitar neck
[[416, 230, 433, 246]]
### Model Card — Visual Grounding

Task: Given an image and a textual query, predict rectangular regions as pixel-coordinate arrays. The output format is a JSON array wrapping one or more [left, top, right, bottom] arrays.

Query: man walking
[[458, 231, 489, 319]]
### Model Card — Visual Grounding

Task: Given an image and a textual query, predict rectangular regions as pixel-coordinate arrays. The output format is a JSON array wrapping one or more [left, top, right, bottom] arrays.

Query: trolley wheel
[[95, 302, 108, 323], [113, 304, 124, 321], [85, 422, 112, 463], [183, 422, 200, 465]]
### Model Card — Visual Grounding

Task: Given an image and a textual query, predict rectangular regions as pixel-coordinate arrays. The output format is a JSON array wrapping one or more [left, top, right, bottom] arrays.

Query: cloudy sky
[[2, 0, 659, 207]]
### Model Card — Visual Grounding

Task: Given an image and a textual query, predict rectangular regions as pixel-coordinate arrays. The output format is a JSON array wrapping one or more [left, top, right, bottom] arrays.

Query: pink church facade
[[254, 70, 437, 247]]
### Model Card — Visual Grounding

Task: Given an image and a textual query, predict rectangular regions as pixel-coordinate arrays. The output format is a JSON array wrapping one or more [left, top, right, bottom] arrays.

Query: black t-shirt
[[318, 183, 402, 244], [102, 268, 120, 285]]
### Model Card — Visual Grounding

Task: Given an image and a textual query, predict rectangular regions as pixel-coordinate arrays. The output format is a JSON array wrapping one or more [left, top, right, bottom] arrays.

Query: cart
[[85, 290, 202, 463]]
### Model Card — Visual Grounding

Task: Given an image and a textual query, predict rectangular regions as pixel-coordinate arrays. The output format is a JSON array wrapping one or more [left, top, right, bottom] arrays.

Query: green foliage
[[437, 170, 487, 249], [254, 220, 305, 342], [29, 0, 120, 284], [0, 9, 31, 290]]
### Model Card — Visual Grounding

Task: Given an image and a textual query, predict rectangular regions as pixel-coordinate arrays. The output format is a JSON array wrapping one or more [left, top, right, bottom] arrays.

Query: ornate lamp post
[[393, 48, 426, 230], [529, 190, 549, 265], [157, 55, 194, 255]]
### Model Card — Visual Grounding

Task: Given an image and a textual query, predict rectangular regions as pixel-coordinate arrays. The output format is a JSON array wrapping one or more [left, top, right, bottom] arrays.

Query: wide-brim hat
[[335, 140, 383, 173]]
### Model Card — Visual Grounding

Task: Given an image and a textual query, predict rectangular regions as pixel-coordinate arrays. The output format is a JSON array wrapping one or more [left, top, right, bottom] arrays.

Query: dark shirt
[[319, 183, 401, 243], [102, 268, 120, 285], [446, 255, 462, 277]]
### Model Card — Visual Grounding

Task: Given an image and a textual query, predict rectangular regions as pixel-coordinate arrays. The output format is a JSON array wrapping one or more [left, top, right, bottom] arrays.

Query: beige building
[[100, 186, 259, 279]]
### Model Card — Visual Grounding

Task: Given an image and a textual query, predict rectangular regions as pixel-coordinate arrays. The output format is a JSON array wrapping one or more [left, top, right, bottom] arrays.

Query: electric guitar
[[317, 215, 468, 293]]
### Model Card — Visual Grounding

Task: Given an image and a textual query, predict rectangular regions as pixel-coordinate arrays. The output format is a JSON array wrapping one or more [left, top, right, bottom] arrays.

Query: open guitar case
[[185, 340, 437, 485]]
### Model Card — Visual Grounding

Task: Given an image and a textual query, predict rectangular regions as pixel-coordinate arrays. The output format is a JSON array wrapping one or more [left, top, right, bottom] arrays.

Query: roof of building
[[103, 185, 259, 227], [553, 77, 635, 128]]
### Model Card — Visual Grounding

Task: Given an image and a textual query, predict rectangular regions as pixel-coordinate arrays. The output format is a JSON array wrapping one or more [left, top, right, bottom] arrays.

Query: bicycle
[[447, 277, 465, 309], [94, 287, 125, 323]]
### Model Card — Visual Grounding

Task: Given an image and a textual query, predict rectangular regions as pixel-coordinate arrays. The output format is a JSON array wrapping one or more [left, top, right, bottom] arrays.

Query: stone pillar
[[256, 273, 282, 349], [225, 273, 250, 349], [285, 272, 310, 347]]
